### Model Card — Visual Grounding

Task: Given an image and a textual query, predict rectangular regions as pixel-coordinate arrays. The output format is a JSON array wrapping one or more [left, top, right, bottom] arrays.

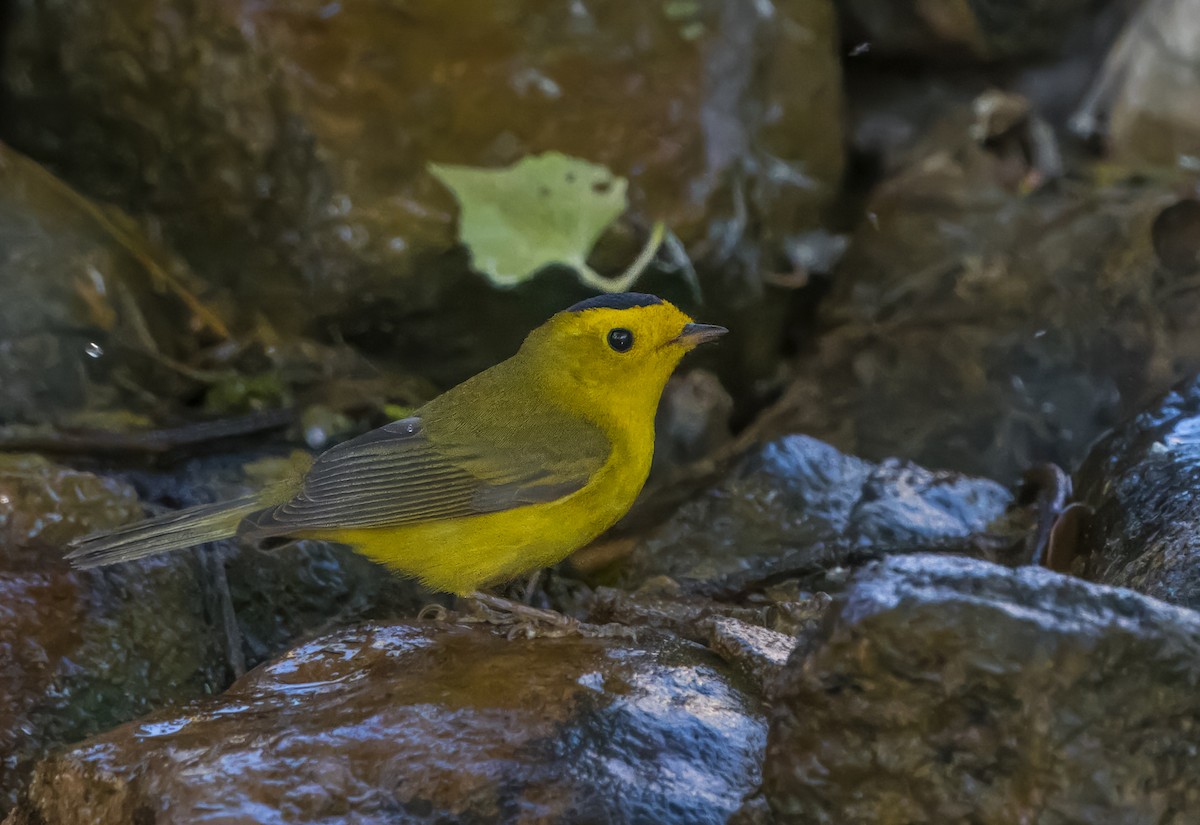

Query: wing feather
[[240, 413, 609, 540]]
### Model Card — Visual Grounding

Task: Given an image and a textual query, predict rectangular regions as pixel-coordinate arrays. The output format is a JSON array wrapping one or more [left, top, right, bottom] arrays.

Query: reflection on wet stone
[[11, 623, 767, 825], [0, 451, 433, 817], [619, 435, 1012, 591], [1075, 372, 1200, 610]]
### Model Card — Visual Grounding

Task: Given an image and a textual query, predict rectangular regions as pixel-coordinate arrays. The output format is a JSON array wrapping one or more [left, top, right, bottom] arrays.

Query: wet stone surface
[[757, 554, 1200, 824], [0, 455, 227, 815], [9, 622, 767, 825], [617, 434, 1012, 591], [1075, 372, 1200, 610], [0, 451, 432, 818]]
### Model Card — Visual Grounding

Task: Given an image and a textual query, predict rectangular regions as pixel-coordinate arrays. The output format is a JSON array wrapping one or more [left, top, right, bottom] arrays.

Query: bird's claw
[[463, 591, 579, 639], [417, 592, 641, 640]]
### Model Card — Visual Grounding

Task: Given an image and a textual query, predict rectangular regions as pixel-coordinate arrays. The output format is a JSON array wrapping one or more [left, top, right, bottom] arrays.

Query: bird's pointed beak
[[672, 323, 728, 348]]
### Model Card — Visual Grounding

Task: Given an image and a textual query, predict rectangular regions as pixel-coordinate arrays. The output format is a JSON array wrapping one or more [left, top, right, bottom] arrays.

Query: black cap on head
[[566, 293, 664, 313]]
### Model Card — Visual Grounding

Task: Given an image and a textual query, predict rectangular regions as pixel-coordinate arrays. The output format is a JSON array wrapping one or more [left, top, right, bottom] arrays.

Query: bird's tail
[[65, 495, 266, 569]]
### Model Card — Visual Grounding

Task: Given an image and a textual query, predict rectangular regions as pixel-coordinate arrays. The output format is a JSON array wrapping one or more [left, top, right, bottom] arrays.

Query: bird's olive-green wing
[[239, 413, 610, 539]]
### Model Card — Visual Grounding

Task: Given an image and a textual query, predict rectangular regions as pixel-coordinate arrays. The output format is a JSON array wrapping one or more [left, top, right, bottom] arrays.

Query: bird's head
[[520, 293, 727, 425]]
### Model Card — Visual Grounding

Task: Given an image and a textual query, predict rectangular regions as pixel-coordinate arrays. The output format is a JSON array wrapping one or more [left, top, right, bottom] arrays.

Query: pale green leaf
[[430, 152, 659, 291]]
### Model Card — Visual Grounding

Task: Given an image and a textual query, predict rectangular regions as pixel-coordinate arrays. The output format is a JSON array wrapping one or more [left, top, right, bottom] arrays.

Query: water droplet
[[305, 425, 328, 450], [85, 264, 108, 296]]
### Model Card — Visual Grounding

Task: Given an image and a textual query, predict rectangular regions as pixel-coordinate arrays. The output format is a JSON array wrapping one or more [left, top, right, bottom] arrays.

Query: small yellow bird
[[67, 293, 726, 598]]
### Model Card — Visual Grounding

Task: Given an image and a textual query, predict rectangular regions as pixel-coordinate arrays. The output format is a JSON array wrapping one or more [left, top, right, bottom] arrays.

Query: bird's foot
[[463, 590, 580, 639]]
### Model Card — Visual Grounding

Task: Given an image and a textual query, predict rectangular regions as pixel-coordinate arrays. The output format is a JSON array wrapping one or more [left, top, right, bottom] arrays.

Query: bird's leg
[[201, 547, 246, 679], [464, 590, 578, 637], [456, 591, 641, 641], [517, 569, 542, 605]]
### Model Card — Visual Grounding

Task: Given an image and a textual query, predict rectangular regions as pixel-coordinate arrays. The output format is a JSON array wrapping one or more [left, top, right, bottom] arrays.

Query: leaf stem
[[576, 221, 666, 293]]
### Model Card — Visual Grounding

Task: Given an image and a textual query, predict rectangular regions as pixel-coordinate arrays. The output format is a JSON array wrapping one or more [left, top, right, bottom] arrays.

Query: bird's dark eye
[[607, 328, 634, 353]]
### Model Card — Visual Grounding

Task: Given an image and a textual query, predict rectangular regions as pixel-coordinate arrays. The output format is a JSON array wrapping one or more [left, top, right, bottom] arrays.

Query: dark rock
[[1152, 198, 1200, 274], [841, 0, 1111, 61], [589, 583, 777, 643], [759, 553, 1200, 823], [618, 434, 1011, 590], [11, 622, 767, 825], [0, 451, 432, 817], [844, 65, 988, 178], [707, 616, 797, 694], [3, 0, 845, 386], [0, 142, 217, 424], [1075, 372, 1200, 610], [774, 98, 1200, 481], [0, 455, 228, 815]]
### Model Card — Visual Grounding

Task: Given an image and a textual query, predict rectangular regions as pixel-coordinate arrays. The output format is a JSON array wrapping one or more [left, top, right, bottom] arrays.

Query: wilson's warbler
[[67, 293, 727, 597]]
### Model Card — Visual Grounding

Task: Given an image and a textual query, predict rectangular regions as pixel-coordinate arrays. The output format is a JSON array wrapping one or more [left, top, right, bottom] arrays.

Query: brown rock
[[4, 0, 845, 385], [0, 450, 433, 817], [0, 455, 227, 815], [707, 616, 797, 693], [11, 622, 767, 825]]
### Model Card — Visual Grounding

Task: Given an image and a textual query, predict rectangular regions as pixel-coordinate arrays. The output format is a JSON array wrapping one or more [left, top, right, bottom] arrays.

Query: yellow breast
[[299, 437, 651, 596]]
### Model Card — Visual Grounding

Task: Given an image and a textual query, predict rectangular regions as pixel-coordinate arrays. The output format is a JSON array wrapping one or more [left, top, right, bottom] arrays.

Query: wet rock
[[0, 454, 142, 547], [0, 456, 228, 815], [4, 0, 844, 385], [707, 616, 796, 693], [0, 451, 431, 816], [759, 554, 1200, 823], [1074, 372, 1200, 610], [0, 142, 218, 424], [1073, 0, 1200, 171], [12, 622, 766, 825], [841, 0, 1110, 61], [589, 582, 775, 643], [618, 434, 1011, 591], [775, 98, 1200, 482]]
